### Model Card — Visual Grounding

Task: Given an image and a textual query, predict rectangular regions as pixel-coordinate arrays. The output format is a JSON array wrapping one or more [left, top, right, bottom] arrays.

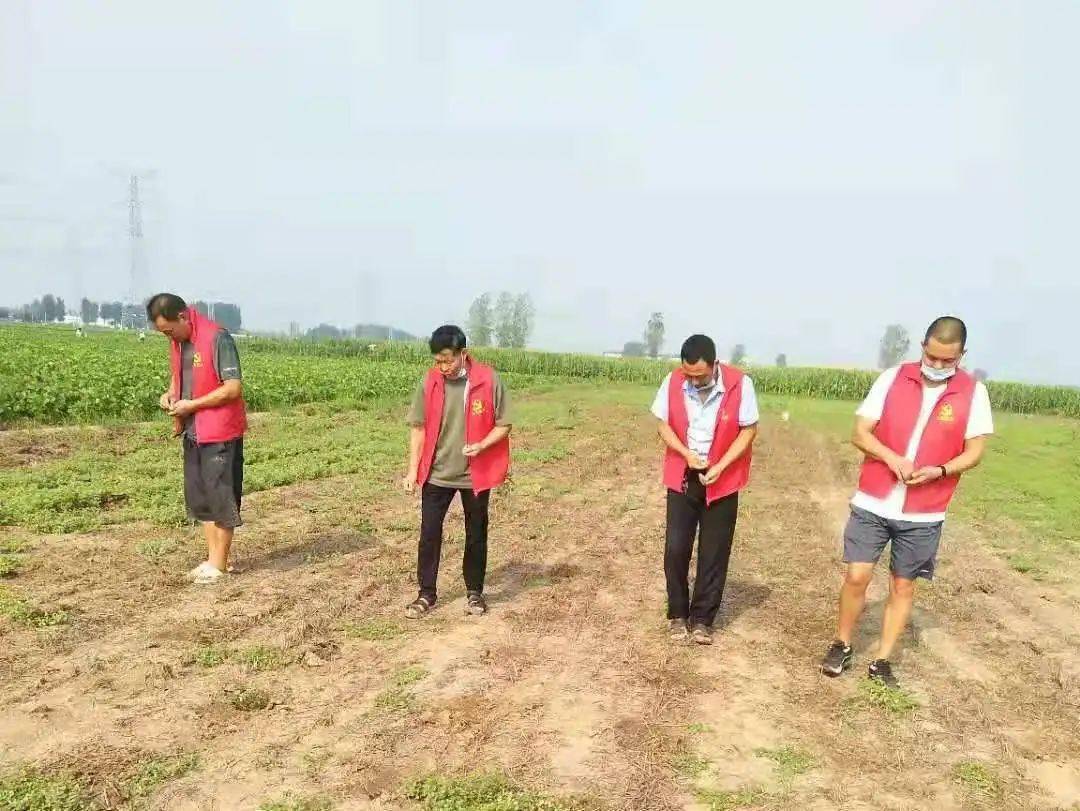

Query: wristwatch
[[938, 465, 948, 478]]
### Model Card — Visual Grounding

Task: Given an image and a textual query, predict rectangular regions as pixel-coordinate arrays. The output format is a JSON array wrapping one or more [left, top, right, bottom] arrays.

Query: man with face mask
[[820, 316, 993, 688], [402, 325, 512, 619], [651, 334, 760, 645]]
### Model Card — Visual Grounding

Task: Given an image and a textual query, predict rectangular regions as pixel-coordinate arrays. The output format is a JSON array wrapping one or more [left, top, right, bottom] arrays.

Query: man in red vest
[[820, 316, 992, 687], [652, 334, 759, 645], [403, 325, 512, 618], [147, 293, 248, 586]]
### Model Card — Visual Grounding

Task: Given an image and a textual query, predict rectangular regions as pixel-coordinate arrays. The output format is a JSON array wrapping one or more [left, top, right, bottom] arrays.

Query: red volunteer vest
[[857, 363, 976, 514], [663, 365, 752, 504], [168, 309, 248, 444], [416, 359, 510, 494]]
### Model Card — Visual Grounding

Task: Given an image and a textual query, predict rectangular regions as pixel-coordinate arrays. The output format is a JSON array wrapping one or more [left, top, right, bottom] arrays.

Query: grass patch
[[238, 645, 288, 672], [1007, 553, 1046, 578], [405, 772, 586, 810], [754, 746, 815, 782], [0, 587, 69, 628], [191, 644, 232, 668], [952, 761, 1002, 802], [0, 768, 94, 810], [372, 687, 414, 714], [0, 538, 29, 554], [342, 617, 406, 641], [854, 678, 919, 717], [393, 666, 428, 687], [671, 751, 710, 779], [686, 723, 714, 735], [136, 538, 179, 562], [230, 687, 271, 712], [696, 786, 769, 811], [0, 554, 21, 578], [258, 795, 334, 811], [122, 753, 200, 805]]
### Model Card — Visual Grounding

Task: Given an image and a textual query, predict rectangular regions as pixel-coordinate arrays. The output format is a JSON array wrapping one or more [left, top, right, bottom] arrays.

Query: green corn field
[[1, 324, 1078, 426]]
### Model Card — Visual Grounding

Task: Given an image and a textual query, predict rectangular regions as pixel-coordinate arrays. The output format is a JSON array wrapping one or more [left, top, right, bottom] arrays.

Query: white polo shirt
[[650, 372, 760, 459], [851, 366, 993, 523]]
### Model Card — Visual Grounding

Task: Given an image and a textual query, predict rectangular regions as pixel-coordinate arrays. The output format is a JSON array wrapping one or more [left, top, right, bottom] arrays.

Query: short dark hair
[[146, 293, 187, 322], [925, 316, 967, 349], [429, 324, 467, 354], [680, 334, 716, 365]]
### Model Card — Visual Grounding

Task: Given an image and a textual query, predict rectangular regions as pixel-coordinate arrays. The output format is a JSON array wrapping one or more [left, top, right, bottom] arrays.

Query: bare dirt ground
[[1, 391, 1078, 810]]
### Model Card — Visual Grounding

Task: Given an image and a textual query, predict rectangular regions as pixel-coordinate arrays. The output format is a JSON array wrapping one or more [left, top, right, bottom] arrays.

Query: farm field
[[1, 329, 1079, 810]]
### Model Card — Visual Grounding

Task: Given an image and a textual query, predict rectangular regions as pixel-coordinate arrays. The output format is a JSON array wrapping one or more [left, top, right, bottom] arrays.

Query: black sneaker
[[820, 640, 853, 677], [465, 591, 488, 616], [868, 659, 899, 689]]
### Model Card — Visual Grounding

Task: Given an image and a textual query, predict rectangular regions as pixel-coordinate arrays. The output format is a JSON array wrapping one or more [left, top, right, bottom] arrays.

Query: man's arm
[[853, 416, 914, 483], [463, 425, 512, 457], [701, 424, 758, 484], [404, 425, 426, 492], [657, 419, 708, 470], [907, 435, 988, 486]]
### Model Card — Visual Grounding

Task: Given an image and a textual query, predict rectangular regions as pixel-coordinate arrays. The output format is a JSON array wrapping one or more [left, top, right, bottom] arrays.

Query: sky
[[2, 1, 1078, 383]]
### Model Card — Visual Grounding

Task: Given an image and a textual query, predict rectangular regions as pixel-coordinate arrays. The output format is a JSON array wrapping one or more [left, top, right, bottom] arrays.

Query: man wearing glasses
[[402, 325, 512, 619], [820, 316, 993, 688]]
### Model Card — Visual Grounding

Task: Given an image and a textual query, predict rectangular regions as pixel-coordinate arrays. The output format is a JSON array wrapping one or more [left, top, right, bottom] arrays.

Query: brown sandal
[[404, 596, 432, 619]]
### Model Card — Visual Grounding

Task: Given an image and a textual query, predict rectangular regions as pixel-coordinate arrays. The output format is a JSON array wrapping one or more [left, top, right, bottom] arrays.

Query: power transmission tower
[[127, 174, 145, 308]]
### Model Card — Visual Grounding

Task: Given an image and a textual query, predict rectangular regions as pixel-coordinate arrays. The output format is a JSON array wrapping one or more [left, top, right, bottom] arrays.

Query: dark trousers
[[417, 483, 490, 603], [664, 470, 739, 626]]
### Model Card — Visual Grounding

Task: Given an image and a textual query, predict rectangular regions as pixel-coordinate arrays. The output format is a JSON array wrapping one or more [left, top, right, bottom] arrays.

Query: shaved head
[[925, 316, 967, 350]]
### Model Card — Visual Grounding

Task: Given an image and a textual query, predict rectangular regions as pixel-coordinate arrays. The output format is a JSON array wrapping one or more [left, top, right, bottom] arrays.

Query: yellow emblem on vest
[[938, 403, 954, 422], [471, 398, 485, 416], [720, 410, 730, 421], [192, 352, 203, 368]]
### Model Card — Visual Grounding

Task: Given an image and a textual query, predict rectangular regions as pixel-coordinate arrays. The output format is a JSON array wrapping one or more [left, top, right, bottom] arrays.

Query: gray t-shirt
[[406, 371, 511, 489], [181, 331, 243, 440]]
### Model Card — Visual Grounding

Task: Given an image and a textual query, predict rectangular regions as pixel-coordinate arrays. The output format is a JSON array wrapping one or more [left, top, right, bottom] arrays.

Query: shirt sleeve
[[493, 373, 513, 426], [214, 332, 243, 381], [650, 373, 673, 421], [738, 376, 760, 426], [965, 382, 994, 439], [405, 380, 426, 426], [855, 368, 899, 421]]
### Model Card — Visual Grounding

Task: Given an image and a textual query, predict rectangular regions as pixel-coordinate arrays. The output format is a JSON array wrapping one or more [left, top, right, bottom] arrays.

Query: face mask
[[921, 363, 956, 382]]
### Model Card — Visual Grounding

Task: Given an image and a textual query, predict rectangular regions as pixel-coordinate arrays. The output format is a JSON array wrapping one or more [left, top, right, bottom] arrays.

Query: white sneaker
[[188, 561, 213, 580], [193, 565, 224, 585]]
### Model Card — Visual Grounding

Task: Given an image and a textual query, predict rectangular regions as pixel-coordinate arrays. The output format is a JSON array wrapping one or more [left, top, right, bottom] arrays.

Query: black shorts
[[183, 437, 244, 528]]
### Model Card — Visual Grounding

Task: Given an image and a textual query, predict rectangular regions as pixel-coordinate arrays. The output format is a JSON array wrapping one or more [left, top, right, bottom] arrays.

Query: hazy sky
[[2, 2, 1078, 383]]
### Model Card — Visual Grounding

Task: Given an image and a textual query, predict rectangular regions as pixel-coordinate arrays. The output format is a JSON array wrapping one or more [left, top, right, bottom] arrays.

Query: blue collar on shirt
[[682, 376, 726, 404]]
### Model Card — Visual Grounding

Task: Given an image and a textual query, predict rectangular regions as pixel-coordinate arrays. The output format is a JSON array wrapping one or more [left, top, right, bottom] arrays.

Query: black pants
[[417, 483, 490, 603], [664, 470, 739, 626]]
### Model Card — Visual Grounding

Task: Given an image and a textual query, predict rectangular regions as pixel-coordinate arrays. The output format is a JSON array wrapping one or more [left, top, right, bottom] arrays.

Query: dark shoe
[[668, 618, 690, 642], [820, 640, 854, 677], [690, 623, 714, 646], [868, 659, 899, 689], [404, 595, 433, 619], [465, 591, 488, 616]]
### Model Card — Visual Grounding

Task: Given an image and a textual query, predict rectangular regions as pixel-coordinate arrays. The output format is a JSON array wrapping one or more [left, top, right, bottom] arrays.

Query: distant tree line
[[0, 294, 70, 323], [304, 323, 417, 341]]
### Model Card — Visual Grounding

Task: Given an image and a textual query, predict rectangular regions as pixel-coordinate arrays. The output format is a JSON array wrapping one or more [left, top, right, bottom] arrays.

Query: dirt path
[[1, 392, 1078, 810]]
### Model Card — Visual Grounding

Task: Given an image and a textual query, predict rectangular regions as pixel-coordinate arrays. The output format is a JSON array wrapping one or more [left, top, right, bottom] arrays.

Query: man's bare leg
[[875, 575, 916, 661], [836, 562, 875, 644], [207, 523, 233, 573]]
